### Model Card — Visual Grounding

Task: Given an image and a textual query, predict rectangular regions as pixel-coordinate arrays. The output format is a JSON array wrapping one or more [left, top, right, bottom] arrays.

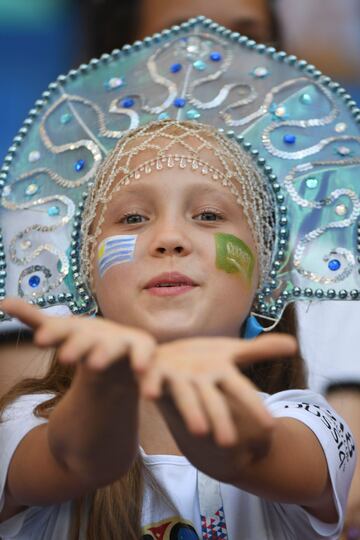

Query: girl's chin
[[148, 324, 197, 343]]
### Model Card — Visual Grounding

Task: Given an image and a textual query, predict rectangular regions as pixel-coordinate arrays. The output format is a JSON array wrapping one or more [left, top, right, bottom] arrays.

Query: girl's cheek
[[214, 232, 256, 287], [97, 234, 138, 279]]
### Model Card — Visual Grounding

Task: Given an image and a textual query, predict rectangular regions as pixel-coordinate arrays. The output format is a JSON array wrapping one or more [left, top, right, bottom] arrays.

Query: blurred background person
[[276, 0, 360, 104], [82, 0, 278, 57]]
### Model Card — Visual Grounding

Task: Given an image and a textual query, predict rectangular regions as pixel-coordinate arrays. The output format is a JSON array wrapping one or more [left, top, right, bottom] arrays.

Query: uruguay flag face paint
[[97, 235, 137, 278]]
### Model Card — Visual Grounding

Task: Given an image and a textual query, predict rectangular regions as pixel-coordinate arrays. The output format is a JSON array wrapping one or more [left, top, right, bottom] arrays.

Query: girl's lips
[[144, 271, 197, 288], [145, 284, 197, 297]]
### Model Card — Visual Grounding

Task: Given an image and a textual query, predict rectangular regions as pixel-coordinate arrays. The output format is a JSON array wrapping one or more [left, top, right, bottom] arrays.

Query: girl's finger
[[168, 378, 210, 436], [234, 333, 297, 366], [34, 318, 74, 347], [139, 366, 164, 399], [86, 344, 112, 370], [57, 333, 96, 364], [1, 298, 46, 329], [220, 367, 274, 430], [195, 381, 238, 447], [128, 335, 156, 373]]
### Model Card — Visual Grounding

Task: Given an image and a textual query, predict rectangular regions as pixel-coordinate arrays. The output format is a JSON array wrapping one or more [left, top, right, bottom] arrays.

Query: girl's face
[[137, 0, 274, 44], [92, 166, 259, 343]]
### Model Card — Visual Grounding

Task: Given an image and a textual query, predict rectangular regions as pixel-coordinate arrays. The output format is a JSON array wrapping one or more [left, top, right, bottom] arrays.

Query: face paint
[[215, 233, 255, 283], [97, 235, 137, 278]]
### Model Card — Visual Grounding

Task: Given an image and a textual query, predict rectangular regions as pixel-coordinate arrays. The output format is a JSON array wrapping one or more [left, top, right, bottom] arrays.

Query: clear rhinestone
[[335, 122, 347, 133], [252, 66, 269, 78], [25, 183, 39, 196], [28, 150, 41, 163], [275, 106, 286, 118], [335, 204, 347, 216], [337, 146, 351, 156], [20, 239, 32, 250]]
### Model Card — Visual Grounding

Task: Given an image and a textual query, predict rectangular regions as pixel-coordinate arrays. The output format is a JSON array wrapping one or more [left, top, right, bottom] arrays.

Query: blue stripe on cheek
[[99, 253, 134, 271], [98, 235, 137, 278], [99, 255, 134, 277], [105, 240, 136, 248]]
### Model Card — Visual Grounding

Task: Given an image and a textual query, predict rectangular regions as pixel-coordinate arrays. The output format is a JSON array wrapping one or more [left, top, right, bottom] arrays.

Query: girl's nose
[[149, 225, 192, 257]]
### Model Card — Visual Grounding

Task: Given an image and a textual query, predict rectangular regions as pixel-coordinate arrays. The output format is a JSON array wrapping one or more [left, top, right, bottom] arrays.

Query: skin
[[136, 0, 274, 44], [135, 4, 359, 528], [0, 158, 337, 525], [92, 167, 259, 342], [0, 1, 357, 529]]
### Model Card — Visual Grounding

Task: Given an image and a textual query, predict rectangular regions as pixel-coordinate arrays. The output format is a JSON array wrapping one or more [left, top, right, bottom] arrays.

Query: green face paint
[[215, 233, 255, 282]]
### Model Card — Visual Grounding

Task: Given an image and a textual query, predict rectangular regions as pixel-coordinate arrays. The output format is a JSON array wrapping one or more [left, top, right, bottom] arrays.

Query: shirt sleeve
[[0, 393, 54, 536], [264, 389, 356, 539]]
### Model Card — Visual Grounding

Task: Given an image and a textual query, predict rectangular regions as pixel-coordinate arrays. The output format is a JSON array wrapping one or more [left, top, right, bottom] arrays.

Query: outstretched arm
[[141, 336, 341, 523], [0, 299, 155, 515]]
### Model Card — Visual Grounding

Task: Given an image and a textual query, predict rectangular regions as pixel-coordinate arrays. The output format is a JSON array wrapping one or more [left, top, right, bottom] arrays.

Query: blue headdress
[[1, 16, 359, 327]]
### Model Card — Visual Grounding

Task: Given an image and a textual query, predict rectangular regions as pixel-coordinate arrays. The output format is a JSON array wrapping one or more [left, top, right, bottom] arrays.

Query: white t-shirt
[[0, 390, 356, 539]]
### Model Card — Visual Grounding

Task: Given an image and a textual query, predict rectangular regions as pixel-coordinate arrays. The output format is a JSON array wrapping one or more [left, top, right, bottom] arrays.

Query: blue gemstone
[[60, 113, 72, 125], [300, 93, 312, 105], [193, 60, 207, 71], [305, 177, 318, 189], [210, 51, 222, 62], [158, 112, 170, 120], [29, 275, 40, 288], [283, 134, 296, 144], [328, 259, 341, 271], [170, 63, 182, 73], [75, 159, 85, 172], [186, 109, 200, 120], [48, 205, 60, 217], [173, 97, 186, 108], [121, 97, 135, 108]]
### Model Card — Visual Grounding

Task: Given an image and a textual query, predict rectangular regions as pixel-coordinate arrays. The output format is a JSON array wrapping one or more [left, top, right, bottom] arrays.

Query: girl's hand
[[1, 298, 156, 374], [140, 335, 297, 448]]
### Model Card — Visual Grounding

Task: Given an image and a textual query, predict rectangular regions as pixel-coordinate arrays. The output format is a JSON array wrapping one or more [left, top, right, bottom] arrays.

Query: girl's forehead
[[108, 167, 239, 204], [105, 130, 242, 203]]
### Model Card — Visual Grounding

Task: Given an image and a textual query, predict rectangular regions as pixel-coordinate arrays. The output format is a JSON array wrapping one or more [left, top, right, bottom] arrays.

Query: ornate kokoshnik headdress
[[1, 15, 360, 328]]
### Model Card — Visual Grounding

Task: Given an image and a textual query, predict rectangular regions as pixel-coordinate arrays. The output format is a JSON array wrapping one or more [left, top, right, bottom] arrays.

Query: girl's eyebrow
[[188, 184, 241, 208]]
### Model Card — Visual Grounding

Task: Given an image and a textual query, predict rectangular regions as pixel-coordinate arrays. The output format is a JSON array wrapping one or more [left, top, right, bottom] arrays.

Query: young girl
[[0, 120, 355, 539]]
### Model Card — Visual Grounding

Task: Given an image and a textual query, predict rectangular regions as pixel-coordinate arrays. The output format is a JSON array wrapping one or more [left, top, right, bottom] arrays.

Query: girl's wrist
[[77, 357, 138, 393]]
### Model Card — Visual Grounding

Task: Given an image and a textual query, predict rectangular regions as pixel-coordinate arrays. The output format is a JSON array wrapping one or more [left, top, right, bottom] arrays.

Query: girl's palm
[[141, 335, 297, 447]]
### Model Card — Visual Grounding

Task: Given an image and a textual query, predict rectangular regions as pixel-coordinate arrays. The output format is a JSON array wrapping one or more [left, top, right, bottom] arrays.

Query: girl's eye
[[120, 213, 148, 225], [194, 210, 224, 222]]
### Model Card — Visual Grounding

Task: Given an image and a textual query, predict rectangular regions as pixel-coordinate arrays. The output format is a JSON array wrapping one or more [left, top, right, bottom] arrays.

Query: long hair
[[0, 303, 305, 539]]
